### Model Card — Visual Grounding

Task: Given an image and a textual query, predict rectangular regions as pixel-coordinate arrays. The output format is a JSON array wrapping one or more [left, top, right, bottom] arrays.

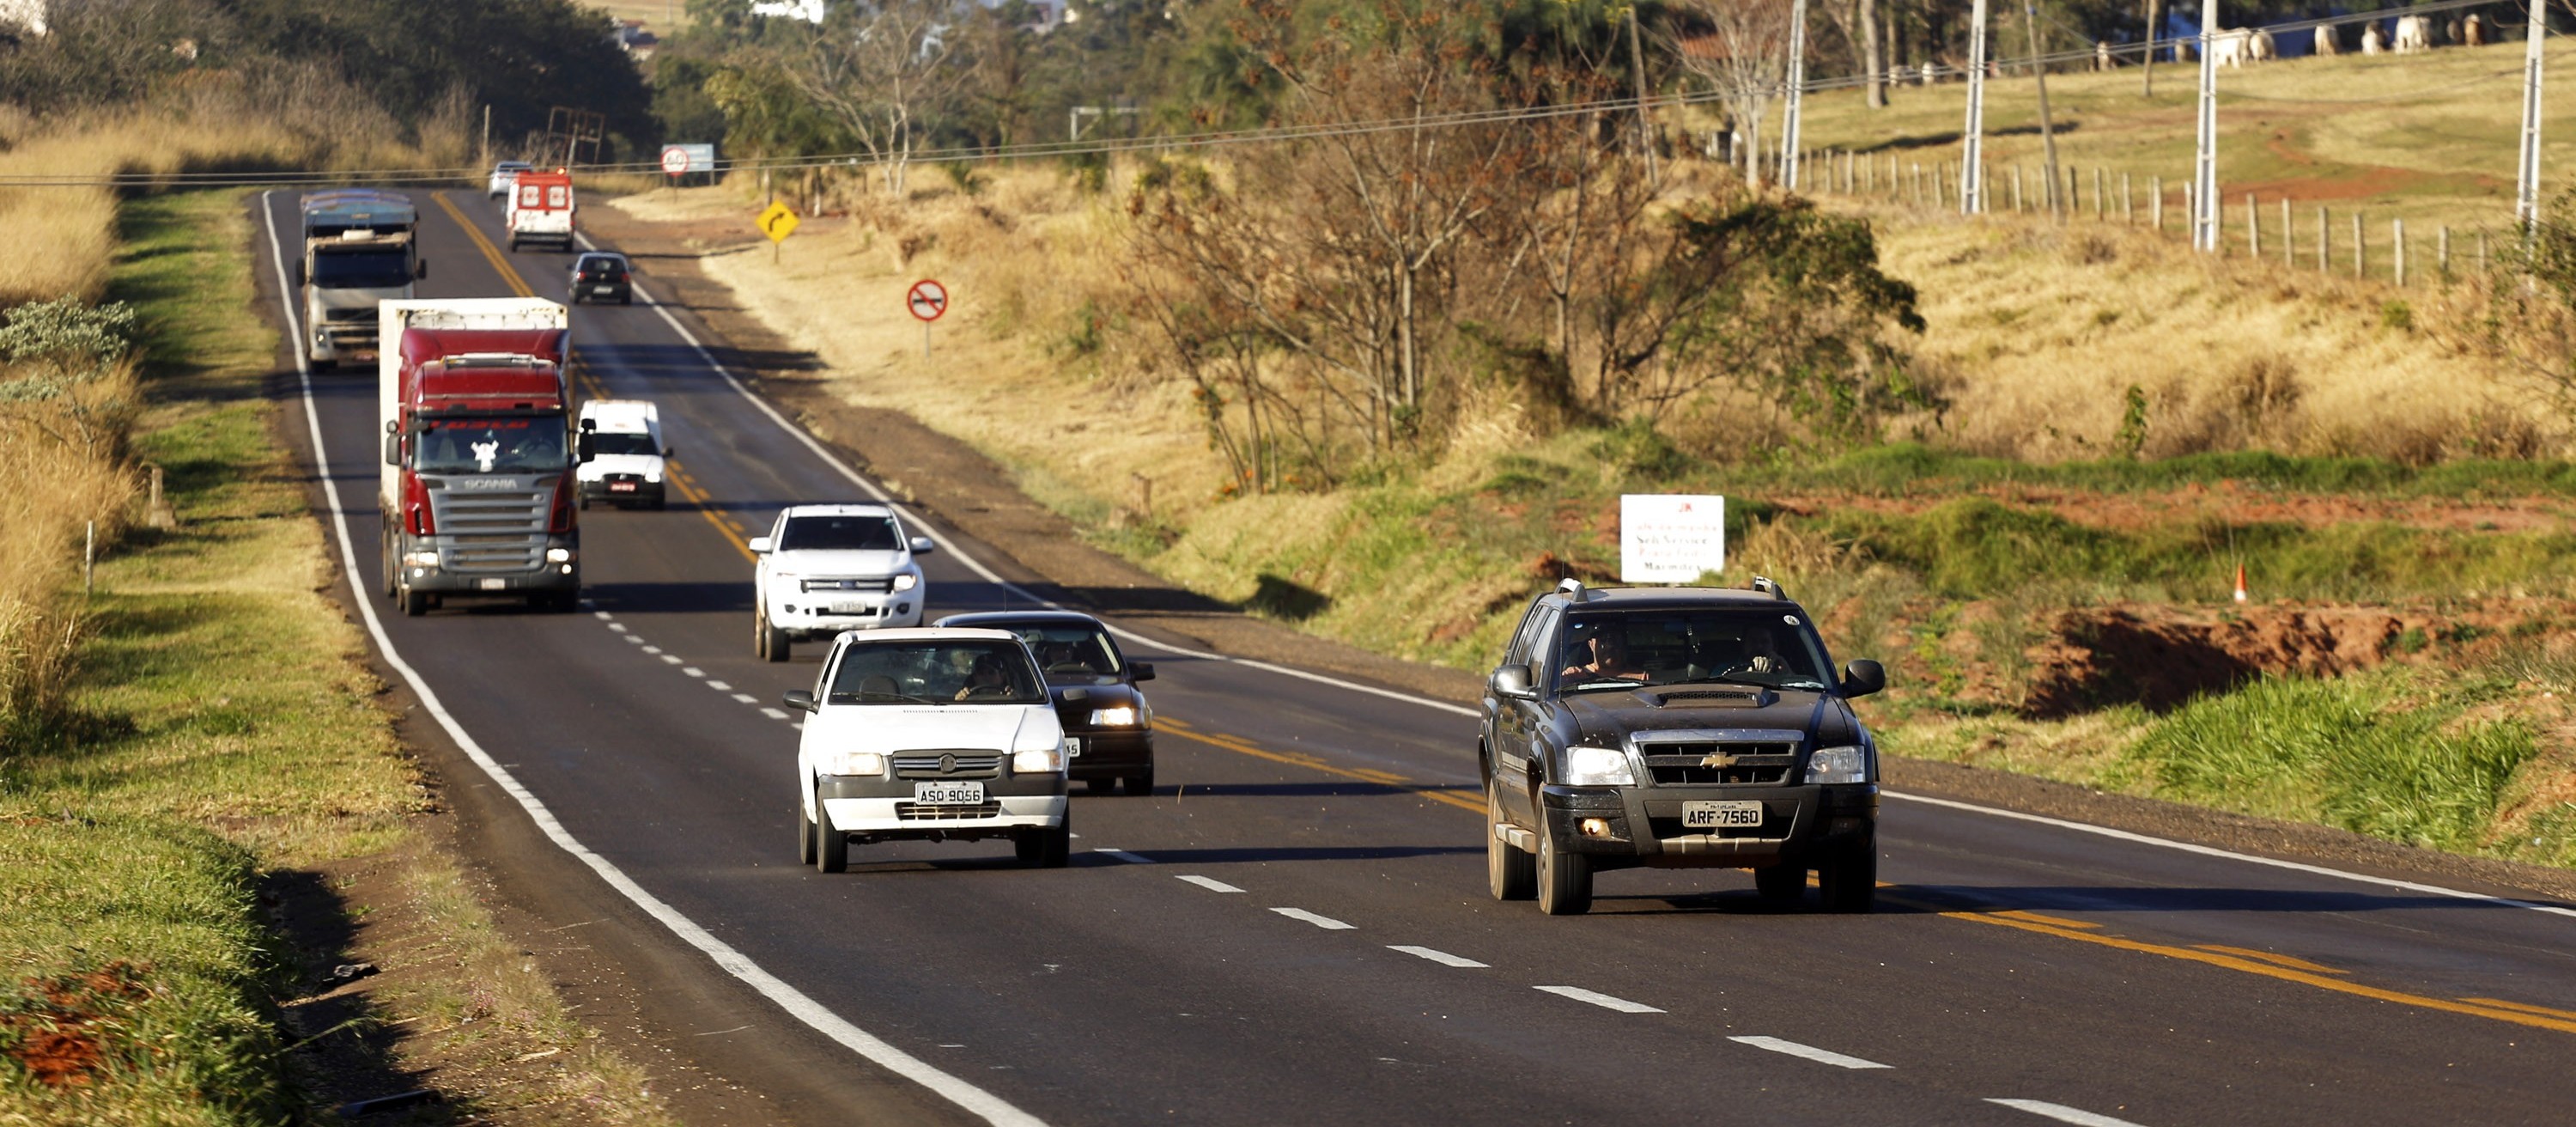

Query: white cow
[[2250, 28, 2276, 62], [2096, 40, 2112, 70], [2395, 15, 2430, 53], [2314, 26, 2339, 57], [1920, 61, 1935, 85], [2466, 15, 2487, 46], [2209, 27, 2252, 68], [2362, 23, 2385, 54]]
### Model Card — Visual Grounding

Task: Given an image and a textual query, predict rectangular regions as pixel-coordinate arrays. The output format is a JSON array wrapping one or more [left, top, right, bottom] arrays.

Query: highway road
[[255, 188, 2576, 1126]]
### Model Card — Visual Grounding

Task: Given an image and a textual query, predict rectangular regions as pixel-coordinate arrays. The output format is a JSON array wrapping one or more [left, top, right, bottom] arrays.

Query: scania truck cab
[[377, 299, 587, 615], [298, 190, 422, 370]]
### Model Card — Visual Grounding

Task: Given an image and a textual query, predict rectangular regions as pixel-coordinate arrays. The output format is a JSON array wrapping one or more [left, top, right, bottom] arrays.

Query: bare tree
[[773, 0, 975, 197], [1664, 0, 1795, 187]]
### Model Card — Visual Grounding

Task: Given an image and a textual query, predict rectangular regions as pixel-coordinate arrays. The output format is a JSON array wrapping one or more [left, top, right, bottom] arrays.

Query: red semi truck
[[376, 298, 587, 615]]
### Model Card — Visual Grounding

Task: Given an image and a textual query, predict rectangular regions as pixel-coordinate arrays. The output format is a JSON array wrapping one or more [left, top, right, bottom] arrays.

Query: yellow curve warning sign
[[756, 201, 799, 243]]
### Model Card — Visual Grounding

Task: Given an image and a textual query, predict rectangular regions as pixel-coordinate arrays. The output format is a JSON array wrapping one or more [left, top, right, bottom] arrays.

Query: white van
[[574, 399, 668, 509]]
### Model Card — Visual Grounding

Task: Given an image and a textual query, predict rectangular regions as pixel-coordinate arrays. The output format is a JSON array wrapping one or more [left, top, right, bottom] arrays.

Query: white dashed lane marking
[[732, 693, 760, 704], [623, 635, 645, 644], [591, 610, 611, 620], [707, 680, 732, 691], [1270, 908, 1354, 931], [1093, 849, 1156, 864], [1534, 986, 1662, 1014], [761, 708, 791, 720], [607, 622, 628, 632], [641, 646, 663, 655], [659, 655, 683, 665], [1727, 1036, 1889, 1069], [1986, 1100, 2150, 1127], [683, 667, 706, 678], [1388, 945, 1487, 969], [1174, 874, 1243, 893]]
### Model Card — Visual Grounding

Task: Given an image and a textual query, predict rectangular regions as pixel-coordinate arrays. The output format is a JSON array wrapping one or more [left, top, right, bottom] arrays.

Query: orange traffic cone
[[2232, 563, 2249, 604]]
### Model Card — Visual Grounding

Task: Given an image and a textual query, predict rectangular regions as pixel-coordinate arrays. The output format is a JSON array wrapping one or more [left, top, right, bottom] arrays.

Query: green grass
[[0, 189, 417, 1120], [1684, 442, 2576, 498]]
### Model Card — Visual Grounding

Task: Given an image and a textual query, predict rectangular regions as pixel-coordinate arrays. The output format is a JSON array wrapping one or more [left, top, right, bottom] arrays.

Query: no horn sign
[[908, 279, 949, 322]]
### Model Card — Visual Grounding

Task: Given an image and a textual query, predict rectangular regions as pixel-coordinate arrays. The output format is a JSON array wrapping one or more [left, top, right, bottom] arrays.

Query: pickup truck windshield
[[780, 515, 900, 551], [414, 416, 568, 475], [828, 641, 1046, 704], [310, 248, 411, 289], [1553, 610, 1832, 694], [588, 432, 656, 456]]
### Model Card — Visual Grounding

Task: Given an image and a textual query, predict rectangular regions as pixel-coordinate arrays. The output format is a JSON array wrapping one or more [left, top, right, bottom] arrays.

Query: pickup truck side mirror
[[382, 434, 400, 467], [748, 536, 773, 554], [1490, 663, 1535, 701], [574, 433, 596, 464], [1840, 659, 1886, 698], [782, 689, 817, 713], [909, 536, 936, 555], [662, 445, 675, 458], [1129, 661, 1154, 682]]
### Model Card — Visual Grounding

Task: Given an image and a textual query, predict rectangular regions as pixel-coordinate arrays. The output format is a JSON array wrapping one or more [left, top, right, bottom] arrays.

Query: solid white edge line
[[1269, 907, 1355, 930], [1985, 1098, 2151, 1127], [586, 217, 2574, 921], [1173, 874, 1244, 893], [1886, 791, 2576, 920], [273, 192, 1047, 1127], [1725, 1035, 1890, 1069], [1388, 945, 1488, 969], [590, 229, 1482, 720], [1092, 849, 1156, 864], [1533, 986, 1663, 1014]]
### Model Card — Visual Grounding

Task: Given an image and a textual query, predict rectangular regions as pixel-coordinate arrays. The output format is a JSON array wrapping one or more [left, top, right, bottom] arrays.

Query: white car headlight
[[890, 572, 919, 593], [1807, 746, 1871, 785], [1087, 706, 1139, 728], [827, 750, 886, 777], [1562, 745, 1635, 787], [1012, 741, 1068, 775]]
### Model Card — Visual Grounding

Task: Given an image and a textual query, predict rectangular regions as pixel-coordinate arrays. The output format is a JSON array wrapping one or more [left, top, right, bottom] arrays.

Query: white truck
[[574, 399, 669, 509], [298, 191, 423, 370], [504, 168, 576, 253], [377, 298, 587, 615]]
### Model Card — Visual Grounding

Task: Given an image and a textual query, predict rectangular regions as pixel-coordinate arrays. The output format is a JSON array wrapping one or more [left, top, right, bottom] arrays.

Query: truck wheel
[[1754, 863, 1808, 908], [1817, 832, 1878, 914], [311, 357, 336, 373], [797, 795, 817, 866], [400, 585, 428, 618], [379, 530, 398, 599], [1124, 770, 1154, 796], [577, 496, 590, 511], [1486, 783, 1535, 902], [1016, 820, 1072, 868], [507, 236, 519, 253], [815, 794, 848, 874], [1535, 807, 1594, 916], [759, 609, 790, 662]]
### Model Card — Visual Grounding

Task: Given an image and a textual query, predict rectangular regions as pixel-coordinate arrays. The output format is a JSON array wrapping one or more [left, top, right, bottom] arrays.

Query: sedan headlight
[[890, 572, 919, 593], [1087, 706, 1139, 728], [1807, 745, 1872, 785], [1562, 745, 1635, 788], [1012, 740, 1068, 775], [827, 750, 886, 777]]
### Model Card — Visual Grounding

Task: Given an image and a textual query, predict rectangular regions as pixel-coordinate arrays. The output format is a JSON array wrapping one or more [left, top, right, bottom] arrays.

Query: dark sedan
[[933, 610, 1157, 795], [568, 252, 632, 305]]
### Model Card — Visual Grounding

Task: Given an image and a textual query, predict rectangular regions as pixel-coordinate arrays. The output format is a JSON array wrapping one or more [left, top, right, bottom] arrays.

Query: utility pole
[[2142, 0, 2160, 97], [2517, 0, 2547, 243], [1629, 7, 1658, 184], [1962, 0, 1990, 214], [480, 105, 490, 173], [2025, 0, 2063, 218], [2192, 0, 2221, 251], [1783, 0, 1810, 192]]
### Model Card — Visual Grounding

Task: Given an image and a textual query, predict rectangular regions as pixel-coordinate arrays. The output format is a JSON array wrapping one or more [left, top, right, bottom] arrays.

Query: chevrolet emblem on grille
[[939, 753, 957, 774], [1699, 752, 1740, 769]]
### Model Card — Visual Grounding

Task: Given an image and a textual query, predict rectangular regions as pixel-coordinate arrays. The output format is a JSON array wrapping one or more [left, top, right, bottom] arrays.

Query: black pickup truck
[[1479, 578, 1887, 916]]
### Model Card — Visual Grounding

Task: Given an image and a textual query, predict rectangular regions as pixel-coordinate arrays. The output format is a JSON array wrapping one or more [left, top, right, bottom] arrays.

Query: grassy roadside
[[0, 190, 671, 1122]]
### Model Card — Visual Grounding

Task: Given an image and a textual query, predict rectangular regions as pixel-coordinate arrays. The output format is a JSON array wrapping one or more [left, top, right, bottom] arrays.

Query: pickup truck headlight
[[1012, 740, 1068, 775], [1087, 706, 1139, 728], [1562, 745, 1635, 788], [1807, 746, 1871, 785], [826, 751, 886, 777], [890, 572, 919, 593]]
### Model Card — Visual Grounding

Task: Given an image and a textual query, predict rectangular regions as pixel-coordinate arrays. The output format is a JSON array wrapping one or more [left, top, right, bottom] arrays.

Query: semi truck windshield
[[414, 417, 568, 475], [311, 249, 412, 289]]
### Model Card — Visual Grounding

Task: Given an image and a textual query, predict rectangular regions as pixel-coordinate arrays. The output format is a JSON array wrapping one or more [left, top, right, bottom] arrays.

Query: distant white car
[[787, 628, 1072, 872], [488, 161, 532, 199], [574, 399, 666, 509], [750, 503, 933, 661]]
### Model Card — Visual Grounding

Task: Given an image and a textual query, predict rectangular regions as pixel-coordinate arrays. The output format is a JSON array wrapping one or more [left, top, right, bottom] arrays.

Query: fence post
[[1864, 152, 1875, 192], [2480, 228, 2490, 274], [2094, 168, 2105, 220], [2281, 198, 2293, 267], [84, 521, 94, 595], [1913, 162, 1923, 206], [2354, 211, 2366, 280], [2153, 175, 2164, 231], [2123, 172, 2134, 224], [2014, 166, 2026, 212], [2394, 217, 2407, 287], [2439, 225, 2451, 278], [2246, 193, 2260, 258], [2318, 206, 2329, 271]]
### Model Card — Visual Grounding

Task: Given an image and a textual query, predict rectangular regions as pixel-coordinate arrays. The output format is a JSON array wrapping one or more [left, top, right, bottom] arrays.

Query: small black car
[[933, 611, 1157, 795], [568, 252, 632, 305], [1480, 578, 1886, 916]]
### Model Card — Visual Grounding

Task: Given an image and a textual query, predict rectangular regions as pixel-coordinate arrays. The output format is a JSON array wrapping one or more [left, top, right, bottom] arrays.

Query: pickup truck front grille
[[802, 577, 895, 593], [896, 801, 1002, 821], [892, 753, 1002, 780], [428, 486, 550, 571], [1639, 742, 1797, 786]]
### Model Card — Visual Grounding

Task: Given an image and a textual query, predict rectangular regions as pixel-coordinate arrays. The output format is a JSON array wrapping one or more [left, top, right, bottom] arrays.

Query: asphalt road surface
[[254, 189, 2576, 1126]]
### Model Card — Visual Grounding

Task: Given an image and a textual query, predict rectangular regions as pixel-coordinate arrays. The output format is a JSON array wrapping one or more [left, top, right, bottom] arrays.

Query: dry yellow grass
[[0, 362, 137, 728]]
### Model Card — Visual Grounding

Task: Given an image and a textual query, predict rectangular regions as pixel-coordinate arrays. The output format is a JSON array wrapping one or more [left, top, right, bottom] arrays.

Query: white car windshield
[[587, 431, 656, 456], [780, 515, 900, 551], [828, 641, 1045, 705]]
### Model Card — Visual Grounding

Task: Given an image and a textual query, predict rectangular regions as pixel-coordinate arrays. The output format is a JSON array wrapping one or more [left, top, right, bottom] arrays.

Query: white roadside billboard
[[1619, 494, 1725, 583]]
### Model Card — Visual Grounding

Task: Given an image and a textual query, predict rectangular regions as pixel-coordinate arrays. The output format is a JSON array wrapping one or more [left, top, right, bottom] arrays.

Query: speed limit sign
[[659, 146, 690, 177]]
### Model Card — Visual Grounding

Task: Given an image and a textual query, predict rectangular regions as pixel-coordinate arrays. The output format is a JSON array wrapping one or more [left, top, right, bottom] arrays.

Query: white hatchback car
[[750, 503, 933, 661], [488, 161, 532, 199], [786, 628, 1072, 872]]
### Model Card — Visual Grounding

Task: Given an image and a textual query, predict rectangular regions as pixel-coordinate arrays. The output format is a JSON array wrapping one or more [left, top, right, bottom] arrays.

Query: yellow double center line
[[430, 192, 753, 562]]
